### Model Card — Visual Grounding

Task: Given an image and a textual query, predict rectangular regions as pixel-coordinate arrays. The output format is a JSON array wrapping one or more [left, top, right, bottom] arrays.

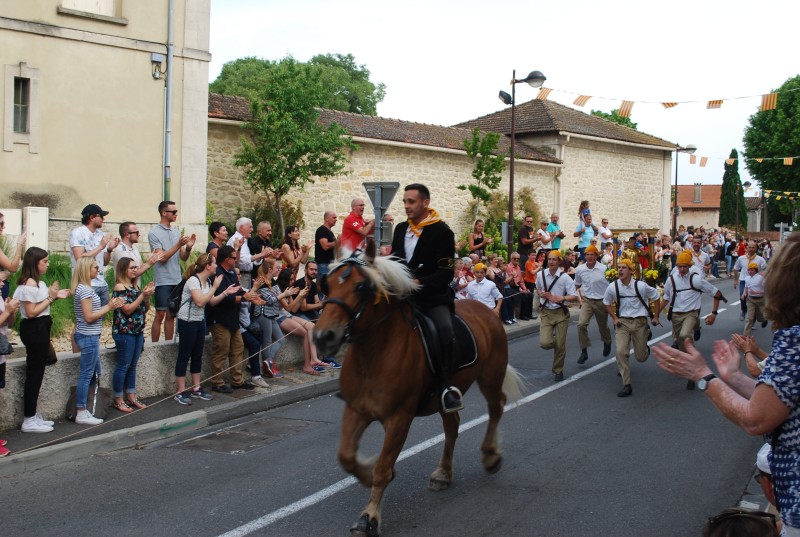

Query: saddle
[[414, 309, 478, 375]]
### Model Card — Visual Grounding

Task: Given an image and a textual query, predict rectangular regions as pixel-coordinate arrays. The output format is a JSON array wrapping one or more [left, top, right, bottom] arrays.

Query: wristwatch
[[697, 373, 717, 391]]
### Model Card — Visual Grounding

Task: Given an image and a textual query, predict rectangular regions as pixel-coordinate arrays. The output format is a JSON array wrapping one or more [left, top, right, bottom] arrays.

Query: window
[[13, 77, 30, 134], [58, 0, 127, 25]]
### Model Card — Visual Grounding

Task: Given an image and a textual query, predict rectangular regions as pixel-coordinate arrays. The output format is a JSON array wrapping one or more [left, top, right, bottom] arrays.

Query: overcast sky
[[209, 0, 798, 193]]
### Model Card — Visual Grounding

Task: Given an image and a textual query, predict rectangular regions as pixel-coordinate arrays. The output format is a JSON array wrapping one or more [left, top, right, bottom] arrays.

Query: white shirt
[[662, 271, 720, 312], [69, 225, 108, 288], [403, 228, 419, 263], [733, 255, 768, 281], [603, 278, 659, 318], [574, 262, 608, 300], [535, 268, 577, 309], [689, 249, 711, 276], [598, 226, 613, 242], [744, 272, 766, 297], [535, 228, 551, 252], [110, 242, 144, 285], [466, 278, 503, 309], [228, 232, 252, 272]]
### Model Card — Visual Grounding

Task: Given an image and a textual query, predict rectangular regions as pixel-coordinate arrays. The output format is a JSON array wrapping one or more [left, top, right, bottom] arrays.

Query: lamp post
[[671, 144, 697, 237], [498, 69, 546, 259], [737, 180, 752, 235]]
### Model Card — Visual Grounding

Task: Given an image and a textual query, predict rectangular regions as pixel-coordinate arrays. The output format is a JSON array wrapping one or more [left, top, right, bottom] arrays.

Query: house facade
[[0, 1, 210, 251], [675, 183, 722, 230]]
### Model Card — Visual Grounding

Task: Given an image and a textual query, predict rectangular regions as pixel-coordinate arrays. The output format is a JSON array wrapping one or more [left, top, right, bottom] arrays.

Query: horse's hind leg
[[478, 376, 507, 474], [429, 411, 460, 491], [339, 406, 374, 487]]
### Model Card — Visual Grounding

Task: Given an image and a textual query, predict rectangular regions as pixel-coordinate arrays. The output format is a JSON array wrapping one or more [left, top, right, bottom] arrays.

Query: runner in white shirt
[[574, 245, 612, 364], [689, 236, 712, 277], [465, 263, 502, 315], [742, 262, 767, 336], [731, 241, 768, 322], [535, 250, 579, 382]]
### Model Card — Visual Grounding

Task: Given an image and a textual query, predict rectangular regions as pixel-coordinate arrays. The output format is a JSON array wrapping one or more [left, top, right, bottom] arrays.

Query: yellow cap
[[548, 250, 563, 260], [618, 259, 635, 270], [473, 263, 487, 272], [677, 251, 693, 266], [748, 262, 759, 270], [585, 245, 599, 255]]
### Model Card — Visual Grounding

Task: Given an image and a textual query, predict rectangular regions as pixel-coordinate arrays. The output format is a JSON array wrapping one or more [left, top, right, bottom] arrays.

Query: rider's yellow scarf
[[407, 208, 441, 237]]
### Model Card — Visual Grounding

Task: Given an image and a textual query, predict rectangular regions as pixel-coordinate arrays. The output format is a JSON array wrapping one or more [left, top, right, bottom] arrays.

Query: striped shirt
[[74, 284, 102, 335]]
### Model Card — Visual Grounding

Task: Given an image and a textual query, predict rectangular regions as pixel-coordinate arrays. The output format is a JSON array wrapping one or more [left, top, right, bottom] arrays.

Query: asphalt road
[[0, 288, 770, 537]]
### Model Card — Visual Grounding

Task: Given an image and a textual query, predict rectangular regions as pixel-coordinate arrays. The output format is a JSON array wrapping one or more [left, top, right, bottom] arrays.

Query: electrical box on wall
[[0, 209, 23, 236], [23, 207, 49, 251]]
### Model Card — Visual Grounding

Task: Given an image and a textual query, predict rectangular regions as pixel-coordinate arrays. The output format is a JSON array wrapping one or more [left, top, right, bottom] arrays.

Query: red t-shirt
[[341, 212, 366, 252]]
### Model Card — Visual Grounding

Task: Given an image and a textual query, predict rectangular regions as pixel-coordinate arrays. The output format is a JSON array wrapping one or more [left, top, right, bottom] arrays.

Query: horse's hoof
[[428, 477, 450, 491], [350, 513, 380, 537], [483, 455, 503, 474]]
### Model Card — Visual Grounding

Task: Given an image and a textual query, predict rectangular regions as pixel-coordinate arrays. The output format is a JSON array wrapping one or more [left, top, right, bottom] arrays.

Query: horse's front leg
[[339, 405, 374, 487], [429, 410, 460, 491], [351, 413, 414, 537]]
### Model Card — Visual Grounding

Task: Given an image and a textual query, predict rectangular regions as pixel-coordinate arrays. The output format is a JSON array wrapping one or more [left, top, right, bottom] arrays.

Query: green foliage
[[234, 58, 357, 234], [719, 148, 748, 232], [209, 53, 386, 115], [459, 128, 507, 219], [590, 108, 638, 130], [206, 201, 216, 226], [743, 75, 800, 223]]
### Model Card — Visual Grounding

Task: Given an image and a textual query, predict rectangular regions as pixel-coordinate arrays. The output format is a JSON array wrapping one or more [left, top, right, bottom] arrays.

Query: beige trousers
[[577, 298, 612, 350], [540, 307, 570, 374], [670, 310, 699, 351], [614, 317, 650, 386]]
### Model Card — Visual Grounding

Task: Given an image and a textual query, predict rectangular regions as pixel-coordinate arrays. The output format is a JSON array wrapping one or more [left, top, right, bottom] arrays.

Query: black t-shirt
[[247, 236, 273, 277], [295, 277, 321, 317], [315, 225, 336, 264], [517, 225, 535, 258]]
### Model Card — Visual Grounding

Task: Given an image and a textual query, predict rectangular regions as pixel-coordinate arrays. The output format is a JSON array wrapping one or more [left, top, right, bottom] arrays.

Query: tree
[[459, 128, 507, 219], [234, 58, 357, 232], [210, 54, 386, 115], [719, 148, 747, 232], [590, 109, 638, 130], [743, 75, 800, 223]]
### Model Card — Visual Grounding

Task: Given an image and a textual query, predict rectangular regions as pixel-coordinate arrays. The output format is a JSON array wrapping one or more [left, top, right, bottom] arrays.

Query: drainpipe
[[163, 0, 175, 200]]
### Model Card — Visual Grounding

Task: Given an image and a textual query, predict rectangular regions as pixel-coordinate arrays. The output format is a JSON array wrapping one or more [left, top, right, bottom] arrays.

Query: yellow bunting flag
[[573, 95, 592, 107], [707, 100, 723, 109], [725, 159, 735, 165], [662, 102, 678, 109], [761, 93, 778, 111], [776, 196, 783, 200], [785, 158, 794, 166], [618, 101, 634, 118], [690, 154, 697, 165], [700, 157, 708, 167], [536, 87, 553, 100], [786, 191, 792, 195], [755, 158, 764, 163]]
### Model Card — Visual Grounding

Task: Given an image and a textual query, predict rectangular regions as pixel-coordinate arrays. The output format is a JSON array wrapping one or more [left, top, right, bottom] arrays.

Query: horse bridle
[[322, 257, 377, 342]]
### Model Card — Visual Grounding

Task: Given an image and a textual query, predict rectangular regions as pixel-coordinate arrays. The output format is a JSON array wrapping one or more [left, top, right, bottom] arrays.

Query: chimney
[[693, 183, 702, 203]]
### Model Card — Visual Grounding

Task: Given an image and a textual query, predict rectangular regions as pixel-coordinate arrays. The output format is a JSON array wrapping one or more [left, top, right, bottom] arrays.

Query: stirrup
[[441, 386, 464, 414]]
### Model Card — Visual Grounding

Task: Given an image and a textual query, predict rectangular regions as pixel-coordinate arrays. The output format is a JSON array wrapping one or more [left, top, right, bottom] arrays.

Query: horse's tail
[[502, 365, 527, 405]]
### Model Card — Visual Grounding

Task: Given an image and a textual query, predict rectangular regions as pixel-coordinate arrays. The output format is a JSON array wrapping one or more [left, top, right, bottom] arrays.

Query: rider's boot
[[439, 338, 463, 413]]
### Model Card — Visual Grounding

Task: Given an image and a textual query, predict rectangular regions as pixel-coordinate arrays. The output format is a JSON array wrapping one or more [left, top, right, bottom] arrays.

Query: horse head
[[314, 239, 418, 356]]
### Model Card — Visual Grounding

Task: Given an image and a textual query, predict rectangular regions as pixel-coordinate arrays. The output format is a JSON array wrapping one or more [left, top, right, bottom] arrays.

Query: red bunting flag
[[761, 93, 778, 111], [707, 100, 723, 109], [536, 88, 553, 100], [618, 101, 634, 118], [700, 157, 709, 167], [573, 95, 592, 107], [784, 158, 794, 166], [689, 154, 697, 165]]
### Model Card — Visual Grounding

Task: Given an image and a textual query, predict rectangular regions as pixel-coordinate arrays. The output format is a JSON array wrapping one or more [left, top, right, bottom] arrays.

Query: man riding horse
[[389, 183, 463, 413]]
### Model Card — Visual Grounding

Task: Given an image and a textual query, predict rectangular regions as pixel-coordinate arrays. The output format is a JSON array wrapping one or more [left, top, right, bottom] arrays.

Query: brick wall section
[[207, 122, 557, 243]]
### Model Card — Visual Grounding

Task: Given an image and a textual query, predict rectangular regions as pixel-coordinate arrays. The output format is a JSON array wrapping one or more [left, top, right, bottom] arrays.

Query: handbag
[[243, 319, 263, 338], [0, 332, 12, 355]]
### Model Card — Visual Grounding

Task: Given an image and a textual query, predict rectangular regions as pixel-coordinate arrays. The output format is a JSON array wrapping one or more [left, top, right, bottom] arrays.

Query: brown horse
[[313, 243, 524, 537]]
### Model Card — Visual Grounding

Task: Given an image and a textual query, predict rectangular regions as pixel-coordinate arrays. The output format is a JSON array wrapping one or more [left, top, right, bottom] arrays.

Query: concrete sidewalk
[[0, 317, 543, 476]]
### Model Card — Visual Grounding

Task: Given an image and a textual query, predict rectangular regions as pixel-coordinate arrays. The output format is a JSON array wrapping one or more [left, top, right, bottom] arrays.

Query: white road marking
[[216, 330, 674, 537]]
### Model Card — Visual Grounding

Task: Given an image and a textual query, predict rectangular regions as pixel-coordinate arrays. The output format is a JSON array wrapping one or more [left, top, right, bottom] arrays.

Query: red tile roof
[[676, 184, 721, 209], [208, 93, 562, 165], [454, 99, 677, 150]]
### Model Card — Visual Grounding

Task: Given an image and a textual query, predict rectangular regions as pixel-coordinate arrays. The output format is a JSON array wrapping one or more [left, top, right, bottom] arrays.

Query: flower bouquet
[[643, 268, 660, 286], [605, 267, 619, 282]]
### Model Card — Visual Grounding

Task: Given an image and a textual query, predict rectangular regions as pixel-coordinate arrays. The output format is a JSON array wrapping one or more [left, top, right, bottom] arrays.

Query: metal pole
[[507, 70, 516, 260], [672, 150, 679, 237]]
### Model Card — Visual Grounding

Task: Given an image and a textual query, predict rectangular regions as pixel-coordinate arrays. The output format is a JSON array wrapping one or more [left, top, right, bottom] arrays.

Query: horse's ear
[[364, 238, 376, 263]]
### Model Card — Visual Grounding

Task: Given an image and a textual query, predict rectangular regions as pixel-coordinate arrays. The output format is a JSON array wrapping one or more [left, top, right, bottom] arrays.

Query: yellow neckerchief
[[407, 208, 441, 237]]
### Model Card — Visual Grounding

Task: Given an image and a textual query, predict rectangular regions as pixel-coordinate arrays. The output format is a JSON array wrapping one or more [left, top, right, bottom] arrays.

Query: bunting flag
[[618, 100, 634, 118], [725, 158, 735, 165], [764, 190, 800, 199], [573, 95, 592, 107], [690, 154, 697, 165], [761, 93, 778, 111], [700, 157, 709, 167], [536, 87, 553, 100], [755, 158, 764, 163], [707, 100, 723, 109], [661, 102, 678, 109], [785, 157, 794, 165]]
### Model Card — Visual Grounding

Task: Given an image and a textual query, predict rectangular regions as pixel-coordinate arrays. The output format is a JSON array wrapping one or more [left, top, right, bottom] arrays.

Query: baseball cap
[[81, 204, 109, 217]]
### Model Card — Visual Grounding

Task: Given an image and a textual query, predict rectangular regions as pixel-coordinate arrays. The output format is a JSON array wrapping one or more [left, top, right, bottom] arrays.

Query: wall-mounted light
[[151, 53, 166, 80]]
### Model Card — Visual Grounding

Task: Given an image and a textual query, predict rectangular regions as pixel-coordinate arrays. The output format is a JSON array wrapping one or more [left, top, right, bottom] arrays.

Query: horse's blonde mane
[[331, 249, 420, 299]]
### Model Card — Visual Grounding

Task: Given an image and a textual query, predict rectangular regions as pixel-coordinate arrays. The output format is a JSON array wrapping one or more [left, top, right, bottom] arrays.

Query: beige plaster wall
[[678, 209, 720, 230]]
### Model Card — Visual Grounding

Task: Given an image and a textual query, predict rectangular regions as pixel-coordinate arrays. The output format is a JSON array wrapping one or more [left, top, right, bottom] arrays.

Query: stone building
[[0, 1, 210, 251]]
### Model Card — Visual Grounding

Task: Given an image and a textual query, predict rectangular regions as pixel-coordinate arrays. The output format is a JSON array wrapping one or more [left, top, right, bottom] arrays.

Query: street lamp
[[671, 144, 697, 237], [498, 69, 547, 258]]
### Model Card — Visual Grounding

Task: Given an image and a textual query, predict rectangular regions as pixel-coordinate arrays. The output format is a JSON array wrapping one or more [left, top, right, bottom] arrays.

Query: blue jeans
[[255, 316, 285, 361], [240, 329, 262, 375], [112, 333, 144, 397], [74, 332, 102, 409], [317, 263, 330, 278], [739, 281, 747, 313], [725, 255, 732, 274], [176, 319, 206, 376]]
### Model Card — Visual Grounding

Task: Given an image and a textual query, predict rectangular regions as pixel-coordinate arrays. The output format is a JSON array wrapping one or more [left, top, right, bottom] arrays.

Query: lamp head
[[522, 70, 546, 88], [498, 90, 513, 106], [683, 144, 697, 155]]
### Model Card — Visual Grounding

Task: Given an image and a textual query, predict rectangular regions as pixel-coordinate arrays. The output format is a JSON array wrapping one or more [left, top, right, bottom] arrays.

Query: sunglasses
[[128, 230, 140, 235], [706, 509, 777, 532], [164, 210, 178, 215]]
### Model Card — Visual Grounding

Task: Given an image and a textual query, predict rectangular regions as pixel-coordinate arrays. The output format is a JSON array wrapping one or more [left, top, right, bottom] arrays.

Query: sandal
[[112, 400, 133, 413], [303, 368, 321, 376], [126, 397, 147, 410]]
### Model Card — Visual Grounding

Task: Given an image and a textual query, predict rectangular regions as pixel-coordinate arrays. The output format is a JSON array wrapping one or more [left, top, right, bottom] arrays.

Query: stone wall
[[207, 122, 559, 245]]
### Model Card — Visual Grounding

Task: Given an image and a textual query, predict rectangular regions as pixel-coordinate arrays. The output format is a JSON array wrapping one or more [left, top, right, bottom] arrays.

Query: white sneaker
[[75, 410, 103, 425], [250, 376, 269, 389], [21, 416, 53, 433], [35, 413, 55, 426]]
